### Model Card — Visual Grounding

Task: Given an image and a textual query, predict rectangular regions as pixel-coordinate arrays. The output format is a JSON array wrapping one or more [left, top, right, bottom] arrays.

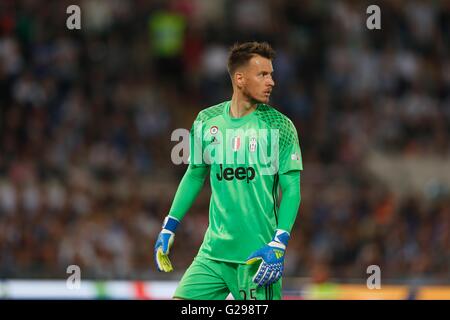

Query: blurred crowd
[[0, 0, 449, 283]]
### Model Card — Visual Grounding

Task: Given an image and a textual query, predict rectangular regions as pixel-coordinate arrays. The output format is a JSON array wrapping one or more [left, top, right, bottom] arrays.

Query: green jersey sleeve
[[167, 164, 208, 221], [279, 119, 303, 174], [168, 112, 211, 221], [189, 112, 208, 167], [277, 170, 301, 233]]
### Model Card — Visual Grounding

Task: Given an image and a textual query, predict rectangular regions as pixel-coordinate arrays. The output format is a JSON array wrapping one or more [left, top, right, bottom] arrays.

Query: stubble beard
[[243, 87, 267, 105]]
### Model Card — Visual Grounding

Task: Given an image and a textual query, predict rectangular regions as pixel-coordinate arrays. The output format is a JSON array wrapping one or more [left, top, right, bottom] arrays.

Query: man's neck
[[230, 94, 258, 118]]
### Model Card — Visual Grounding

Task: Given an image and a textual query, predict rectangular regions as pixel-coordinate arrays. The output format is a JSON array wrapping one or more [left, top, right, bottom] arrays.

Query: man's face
[[237, 55, 275, 104]]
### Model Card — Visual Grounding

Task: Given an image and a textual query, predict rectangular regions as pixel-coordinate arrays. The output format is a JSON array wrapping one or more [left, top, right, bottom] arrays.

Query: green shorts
[[173, 255, 282, 300]]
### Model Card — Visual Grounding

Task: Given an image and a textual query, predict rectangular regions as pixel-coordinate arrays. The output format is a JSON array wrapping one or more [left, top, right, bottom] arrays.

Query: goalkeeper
[[154, 42, 302, 300]]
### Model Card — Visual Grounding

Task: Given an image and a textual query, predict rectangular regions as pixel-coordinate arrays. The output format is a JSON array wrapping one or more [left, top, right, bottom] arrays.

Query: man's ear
[[235, 72, 245, 89]]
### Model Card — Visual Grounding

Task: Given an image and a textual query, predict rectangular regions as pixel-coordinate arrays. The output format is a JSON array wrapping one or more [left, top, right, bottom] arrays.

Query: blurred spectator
[[0, 0, 448, 284]]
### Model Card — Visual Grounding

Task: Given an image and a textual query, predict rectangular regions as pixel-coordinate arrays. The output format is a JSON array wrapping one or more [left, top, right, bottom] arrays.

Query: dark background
[[0, 0, 448, 288]]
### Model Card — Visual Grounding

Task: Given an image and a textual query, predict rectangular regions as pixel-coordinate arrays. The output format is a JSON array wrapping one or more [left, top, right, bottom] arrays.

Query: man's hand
[[246, 229, 290, 286], [154, 216, 180, 272]]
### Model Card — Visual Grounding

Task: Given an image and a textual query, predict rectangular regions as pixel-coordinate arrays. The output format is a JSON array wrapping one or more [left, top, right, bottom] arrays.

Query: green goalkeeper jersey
[[189, 100, 303, 263]]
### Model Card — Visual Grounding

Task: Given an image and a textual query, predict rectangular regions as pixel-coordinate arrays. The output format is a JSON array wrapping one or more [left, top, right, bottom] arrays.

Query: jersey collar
[[223, 100, 259, 127]]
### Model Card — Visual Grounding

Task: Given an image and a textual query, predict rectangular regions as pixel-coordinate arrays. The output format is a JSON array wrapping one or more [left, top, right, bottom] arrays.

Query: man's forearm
[[277, 170, 301, 233], [168, 165, 209, 221]]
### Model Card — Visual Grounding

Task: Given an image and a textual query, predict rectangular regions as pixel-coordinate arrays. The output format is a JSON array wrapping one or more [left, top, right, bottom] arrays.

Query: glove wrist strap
[[272, 229, 290, 248], [162, 216, 180, 233]]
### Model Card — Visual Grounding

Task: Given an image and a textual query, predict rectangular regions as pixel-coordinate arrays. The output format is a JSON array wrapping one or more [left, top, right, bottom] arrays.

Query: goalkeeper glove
[[154, 216, 180, 272], [246, 229, 290, 287]]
